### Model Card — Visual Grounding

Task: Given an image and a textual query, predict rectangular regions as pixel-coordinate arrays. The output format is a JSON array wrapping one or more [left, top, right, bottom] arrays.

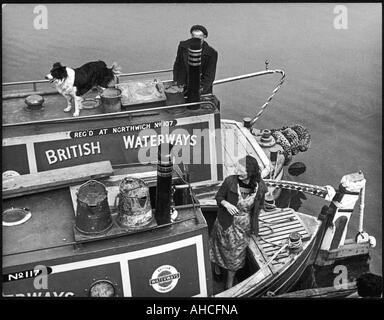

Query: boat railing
[[264, 179, 329, 198], [211, 68, 286, 126], [2, 69, 174, 94], [2, 66, 285, 126]]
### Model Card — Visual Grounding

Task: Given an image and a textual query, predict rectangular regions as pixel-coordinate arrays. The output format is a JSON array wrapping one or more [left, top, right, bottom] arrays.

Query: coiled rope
[[288, 234, 302, 251], [250, 69, 286, 126]]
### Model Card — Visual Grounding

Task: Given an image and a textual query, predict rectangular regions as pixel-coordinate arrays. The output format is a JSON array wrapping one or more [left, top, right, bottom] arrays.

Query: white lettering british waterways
[[45, 141, 101, 165]]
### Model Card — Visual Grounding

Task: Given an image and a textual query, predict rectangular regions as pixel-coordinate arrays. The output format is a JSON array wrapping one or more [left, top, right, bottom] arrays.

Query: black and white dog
[[45, 60, 121, 117]]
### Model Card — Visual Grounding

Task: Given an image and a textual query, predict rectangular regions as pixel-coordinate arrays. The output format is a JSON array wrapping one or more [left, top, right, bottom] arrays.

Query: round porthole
[[3, 207, 32, 227], [89, 280, 116, 297]]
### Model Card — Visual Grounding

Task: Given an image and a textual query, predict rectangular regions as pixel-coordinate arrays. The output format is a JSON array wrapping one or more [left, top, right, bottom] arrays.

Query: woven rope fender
[[270, 124, 311, 165], [271, 129, 292, 165], [282, 127, 300, 155], [291, 124, 311, 152]]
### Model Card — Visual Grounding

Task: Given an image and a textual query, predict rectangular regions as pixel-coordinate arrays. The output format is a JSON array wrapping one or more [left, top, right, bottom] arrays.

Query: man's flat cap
[[190, 25, 208, 37]]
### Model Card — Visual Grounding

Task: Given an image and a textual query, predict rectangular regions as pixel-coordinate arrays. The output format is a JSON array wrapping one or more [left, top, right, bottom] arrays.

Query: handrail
[[264, 179, 328, 198], [2, 66, 285, 125], [2, 68, 173, 87], [212, 69, 278, 85], [117, 68, 173, 81], [2, 99, 216, 127], [213, 68, 285, 126]]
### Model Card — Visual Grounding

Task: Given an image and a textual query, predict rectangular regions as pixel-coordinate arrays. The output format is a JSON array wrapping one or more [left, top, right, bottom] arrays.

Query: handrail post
[[212, 68, 286, 127]]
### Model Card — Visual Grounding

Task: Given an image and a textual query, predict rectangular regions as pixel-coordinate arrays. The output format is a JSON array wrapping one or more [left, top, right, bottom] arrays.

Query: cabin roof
[[2, 169, 207, 268]]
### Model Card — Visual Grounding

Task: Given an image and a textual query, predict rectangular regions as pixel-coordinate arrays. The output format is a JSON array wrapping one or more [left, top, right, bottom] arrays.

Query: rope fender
[[270, 124, 311, 165]]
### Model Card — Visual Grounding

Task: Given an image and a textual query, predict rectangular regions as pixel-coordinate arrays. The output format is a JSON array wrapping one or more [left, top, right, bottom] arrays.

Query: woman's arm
[[215, 178, 229, 207], [215, 177, 239, 215]]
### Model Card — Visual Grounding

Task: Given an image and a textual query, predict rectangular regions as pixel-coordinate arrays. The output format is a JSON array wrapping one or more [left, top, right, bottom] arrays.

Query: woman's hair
[[238, 155, 261, 188]]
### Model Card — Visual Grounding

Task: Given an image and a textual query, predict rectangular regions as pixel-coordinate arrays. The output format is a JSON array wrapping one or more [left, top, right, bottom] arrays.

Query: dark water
[[2, 4, 381, 277]]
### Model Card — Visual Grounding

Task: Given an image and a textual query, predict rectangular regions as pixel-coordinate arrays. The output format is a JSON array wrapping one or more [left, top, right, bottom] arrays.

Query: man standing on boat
[[173, 25, 218, 95]]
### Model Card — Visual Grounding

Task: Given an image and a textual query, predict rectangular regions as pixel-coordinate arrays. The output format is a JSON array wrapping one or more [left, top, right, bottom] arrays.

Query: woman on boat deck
[[209, 155, 267, 289]]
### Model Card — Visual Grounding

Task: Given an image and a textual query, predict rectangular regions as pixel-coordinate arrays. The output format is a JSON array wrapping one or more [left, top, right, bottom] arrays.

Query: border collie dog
[[45, 60, 121, 117]]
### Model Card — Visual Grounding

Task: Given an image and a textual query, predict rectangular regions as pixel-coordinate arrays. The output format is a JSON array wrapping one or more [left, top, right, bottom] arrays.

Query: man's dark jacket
[[215, 175, 267, 234], [173, 38, 218, 94]]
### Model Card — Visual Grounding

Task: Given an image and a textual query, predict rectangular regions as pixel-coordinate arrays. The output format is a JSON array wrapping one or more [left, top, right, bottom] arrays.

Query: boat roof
[[2, 167, 206, 269]]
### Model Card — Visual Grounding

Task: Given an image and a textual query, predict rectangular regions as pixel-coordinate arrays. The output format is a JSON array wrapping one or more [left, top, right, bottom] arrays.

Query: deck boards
[[256, 207, 311, 266]]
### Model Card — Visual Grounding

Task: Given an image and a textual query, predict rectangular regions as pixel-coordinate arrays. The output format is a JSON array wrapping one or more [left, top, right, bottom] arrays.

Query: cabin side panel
[[3, 110, 222, 185], [2, 233, 212, 297]]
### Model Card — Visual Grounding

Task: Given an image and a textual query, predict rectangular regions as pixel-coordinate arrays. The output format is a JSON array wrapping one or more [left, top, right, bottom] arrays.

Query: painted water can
[[75, 180, 113, 234], [116, 177, 154, 230]]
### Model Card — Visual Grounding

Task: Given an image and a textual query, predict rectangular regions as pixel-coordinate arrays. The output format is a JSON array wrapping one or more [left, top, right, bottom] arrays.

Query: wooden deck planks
[[259, 220, 302, 232], [259, 226, 306, 238], [255, 207, 311, 264]]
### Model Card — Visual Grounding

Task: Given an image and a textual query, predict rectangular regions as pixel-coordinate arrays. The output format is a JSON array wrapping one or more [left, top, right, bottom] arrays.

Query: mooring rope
[[288, 235, 302, 251], [250, 69, 286, 126]]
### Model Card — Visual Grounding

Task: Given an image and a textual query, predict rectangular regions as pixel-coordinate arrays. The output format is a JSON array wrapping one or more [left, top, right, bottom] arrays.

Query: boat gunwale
[[220, 119, 272, 179], [2, 98, 217, 127]]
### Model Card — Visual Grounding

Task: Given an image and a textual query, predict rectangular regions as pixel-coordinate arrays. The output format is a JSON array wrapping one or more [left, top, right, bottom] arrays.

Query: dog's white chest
[[56, 68, 75, 96]]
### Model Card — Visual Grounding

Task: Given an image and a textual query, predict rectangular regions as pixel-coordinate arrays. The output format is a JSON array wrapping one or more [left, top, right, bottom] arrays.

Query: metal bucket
[[101, 87, 122, 113], [165, 83, 185, 106], [116, 177, 153, 230], [75, 180, 112, 235]]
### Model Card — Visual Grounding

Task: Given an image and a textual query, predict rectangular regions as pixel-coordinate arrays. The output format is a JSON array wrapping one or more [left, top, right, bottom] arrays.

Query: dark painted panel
[[3, 262, 122, 297], [2, 144, 30, 174], [129, 245, 201, 297]]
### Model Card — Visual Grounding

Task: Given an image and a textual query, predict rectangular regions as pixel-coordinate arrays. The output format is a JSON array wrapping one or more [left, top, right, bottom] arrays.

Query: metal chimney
[[186, 38, 202, 109], [155, 143, 174, 225]]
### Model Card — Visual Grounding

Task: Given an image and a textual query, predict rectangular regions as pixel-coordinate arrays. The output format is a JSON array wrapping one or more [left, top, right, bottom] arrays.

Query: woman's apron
[[209, 183, 258, 271]]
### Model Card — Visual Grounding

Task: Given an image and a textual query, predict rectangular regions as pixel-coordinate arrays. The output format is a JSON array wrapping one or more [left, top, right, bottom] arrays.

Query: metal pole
[[358, 184, 366, 233], [2, 69, 173, 87], [213, 70, 277, 86]]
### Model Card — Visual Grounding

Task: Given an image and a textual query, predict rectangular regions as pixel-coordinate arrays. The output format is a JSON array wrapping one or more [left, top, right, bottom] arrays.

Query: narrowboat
[[2, 50, 375, 297]]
